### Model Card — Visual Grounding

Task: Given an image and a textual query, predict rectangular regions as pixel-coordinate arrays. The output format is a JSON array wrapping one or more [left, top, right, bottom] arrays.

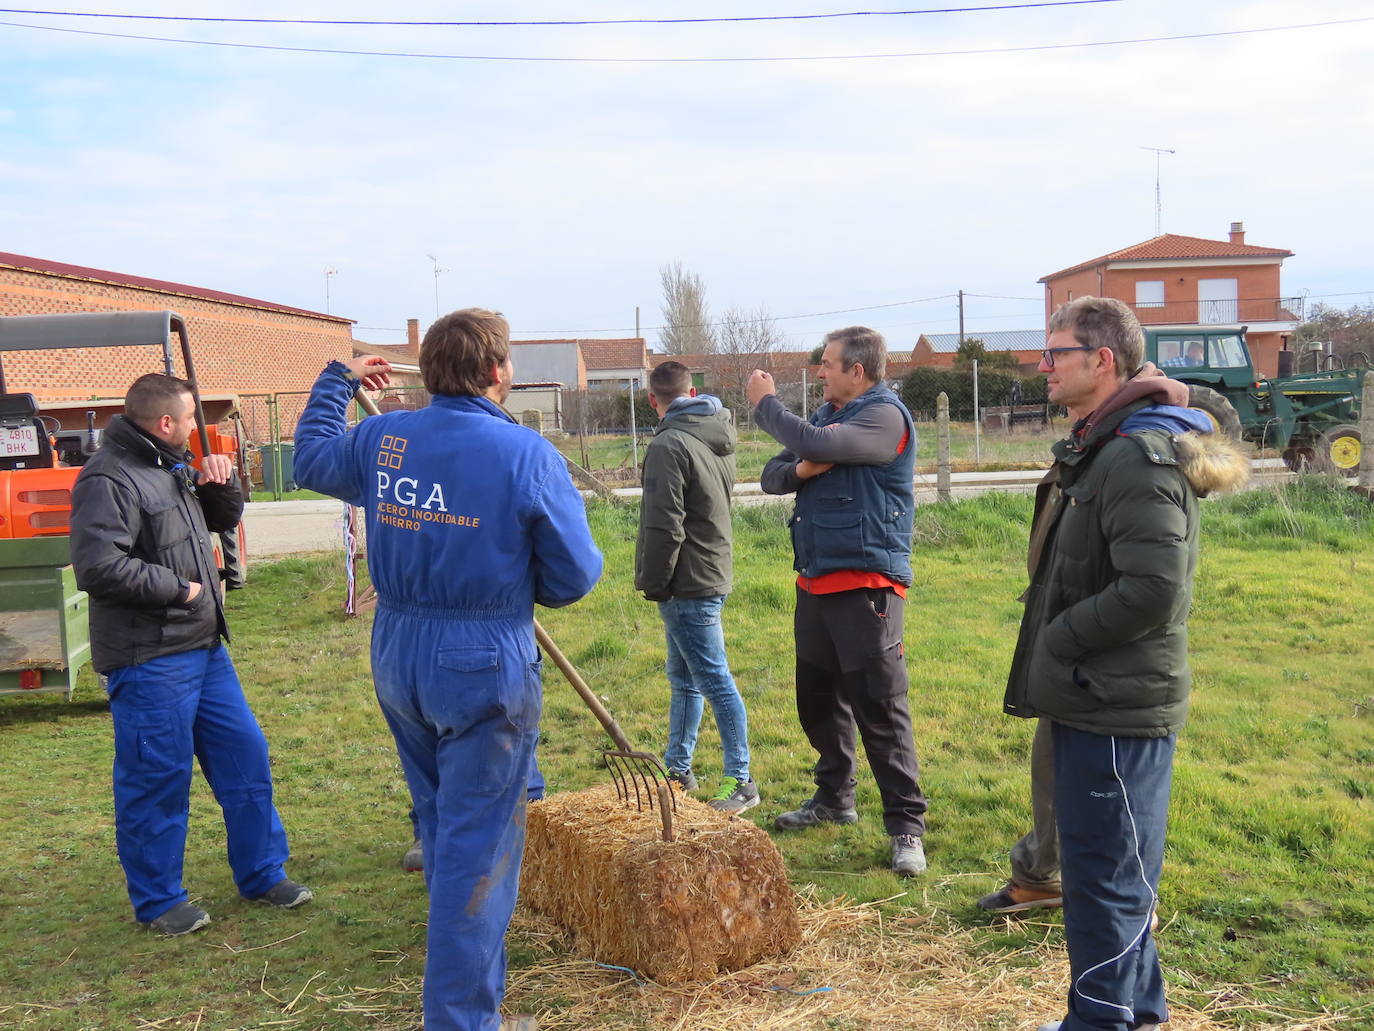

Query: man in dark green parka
[[1005, 298, 1249, 1031]]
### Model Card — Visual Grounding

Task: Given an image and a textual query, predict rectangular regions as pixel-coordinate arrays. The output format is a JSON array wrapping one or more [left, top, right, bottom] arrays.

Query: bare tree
[[658, 261, 716, 355], [710, 305, 786, 410]]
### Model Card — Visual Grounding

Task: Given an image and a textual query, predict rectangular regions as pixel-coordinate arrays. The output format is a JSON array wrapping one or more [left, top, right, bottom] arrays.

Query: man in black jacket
[[71, 373, 310, 937]]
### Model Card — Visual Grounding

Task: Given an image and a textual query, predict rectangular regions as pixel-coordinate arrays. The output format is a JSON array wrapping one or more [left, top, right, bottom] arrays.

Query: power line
[[3, 15, 1371, 63], [0, 3, 1124, 28]]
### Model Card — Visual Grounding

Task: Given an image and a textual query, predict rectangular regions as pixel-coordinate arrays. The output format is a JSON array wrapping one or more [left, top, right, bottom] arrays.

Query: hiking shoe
[[708, 777, 760, 814], [245, 878, 313, 909], [891, 834, 927, 876], [774, 796, 858, 831], [1040, 1024, 1157, 1031], [667, 769, 698, 792], [978, 881, 1063, 913], [146, 901, 210, 937], [402, 838, 423, 873]]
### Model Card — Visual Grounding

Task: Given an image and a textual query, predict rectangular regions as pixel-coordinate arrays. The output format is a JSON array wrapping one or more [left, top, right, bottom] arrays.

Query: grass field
[[2, 480, 1371, 1030]]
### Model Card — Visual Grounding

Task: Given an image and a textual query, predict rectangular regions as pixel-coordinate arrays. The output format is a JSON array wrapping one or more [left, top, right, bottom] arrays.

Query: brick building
[[0, 250, 355, 401], [1039, 222, 1299, 376]]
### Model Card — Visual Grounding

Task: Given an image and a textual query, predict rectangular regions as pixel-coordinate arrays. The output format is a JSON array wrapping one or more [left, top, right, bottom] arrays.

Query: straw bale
[[520, 784, 801, 984]]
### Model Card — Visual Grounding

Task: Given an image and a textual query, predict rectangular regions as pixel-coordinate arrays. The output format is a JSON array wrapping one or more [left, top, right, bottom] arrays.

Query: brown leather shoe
[[977, 881, 1063, 913]]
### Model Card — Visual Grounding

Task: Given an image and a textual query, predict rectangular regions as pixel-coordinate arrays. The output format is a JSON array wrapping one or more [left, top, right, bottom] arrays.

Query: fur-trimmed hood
[[1174, 430, 1251, 498]]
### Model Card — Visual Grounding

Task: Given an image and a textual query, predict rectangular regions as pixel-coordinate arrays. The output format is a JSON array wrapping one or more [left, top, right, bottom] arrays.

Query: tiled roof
[[578, 337, 646, 370], [919, 329, 1045, 354], [0, 250, 351, 323], [1041, 233, 1293, 281], [650, 350, 818, 370]]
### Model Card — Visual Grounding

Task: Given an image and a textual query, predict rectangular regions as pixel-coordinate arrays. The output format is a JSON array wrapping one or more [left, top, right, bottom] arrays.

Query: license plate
[[1, 424, 41, 457]]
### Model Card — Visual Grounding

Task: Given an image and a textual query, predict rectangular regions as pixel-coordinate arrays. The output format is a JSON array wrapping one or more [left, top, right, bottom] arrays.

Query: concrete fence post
[[937, 391, 952, 502], [1358, 373, 1374, 489]]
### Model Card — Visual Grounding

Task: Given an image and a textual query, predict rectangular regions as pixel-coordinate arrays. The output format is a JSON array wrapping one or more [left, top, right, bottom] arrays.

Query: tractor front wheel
[[1186, 385, 1243, 439], [1319, 424, 1362, 476]]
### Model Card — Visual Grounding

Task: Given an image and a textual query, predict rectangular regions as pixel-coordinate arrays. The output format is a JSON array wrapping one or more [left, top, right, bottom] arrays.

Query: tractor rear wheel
[[1319, 424, 1362, 476], [1186, 385, 1243, 439]]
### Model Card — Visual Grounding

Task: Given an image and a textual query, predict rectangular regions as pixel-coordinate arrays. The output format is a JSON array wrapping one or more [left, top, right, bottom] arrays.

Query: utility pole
[[1141, 146, 1175, 235], [635, 306, 640, 339], [958, 289, 965, 346], [426, 254, 448, 318], [324, 266, 338, 314]]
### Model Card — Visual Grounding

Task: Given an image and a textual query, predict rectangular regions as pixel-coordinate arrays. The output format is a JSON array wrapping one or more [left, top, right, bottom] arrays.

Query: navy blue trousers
[[373, 607, 540, 1031], [105, 645, 289, 922], [1053, 722, 1174, 1031]]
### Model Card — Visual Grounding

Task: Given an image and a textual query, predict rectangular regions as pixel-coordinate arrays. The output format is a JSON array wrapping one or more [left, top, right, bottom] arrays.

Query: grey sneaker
[[708, 777, 760, 814], [774, 796, 858, 831], [667, 769, 698, 792], [501, 1017, 539, 1031], [146, 901, 210, 937], [891, 833, 927, 876], [402, 838, 423, 873], [245, 878, 313, 909]]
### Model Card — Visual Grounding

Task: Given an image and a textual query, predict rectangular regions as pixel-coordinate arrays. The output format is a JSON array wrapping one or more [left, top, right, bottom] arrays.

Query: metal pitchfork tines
[[534, 622, 676, 843]]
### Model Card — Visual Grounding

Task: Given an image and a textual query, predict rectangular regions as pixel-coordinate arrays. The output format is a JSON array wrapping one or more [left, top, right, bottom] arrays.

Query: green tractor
[[1146, 327, 1366, 473]]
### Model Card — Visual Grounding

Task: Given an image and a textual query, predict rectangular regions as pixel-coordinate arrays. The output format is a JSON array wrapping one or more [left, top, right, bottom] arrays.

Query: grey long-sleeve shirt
[[756, 393, 906, 495]]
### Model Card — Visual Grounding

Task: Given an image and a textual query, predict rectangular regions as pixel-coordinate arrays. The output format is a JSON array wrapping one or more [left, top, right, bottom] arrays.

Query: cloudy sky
[[2, 1, 1371, 351]]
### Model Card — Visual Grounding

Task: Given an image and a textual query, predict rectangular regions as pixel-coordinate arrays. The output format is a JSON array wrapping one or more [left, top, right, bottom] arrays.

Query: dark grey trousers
[[793, 586, 928, 836], [1009, 717, 1062, 890]]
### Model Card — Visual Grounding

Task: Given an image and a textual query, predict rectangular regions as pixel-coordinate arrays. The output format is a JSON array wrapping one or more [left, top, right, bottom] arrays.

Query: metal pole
[[958, 289, 965, 346], [936, 391, 951, 502], [972, 358, 981, 467], [801, 367, 808, 420]]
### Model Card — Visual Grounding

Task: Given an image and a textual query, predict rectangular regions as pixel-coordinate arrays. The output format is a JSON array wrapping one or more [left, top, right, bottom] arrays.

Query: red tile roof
[[0, 250, 351, 323], [1041, 233, 1293, 281], [578, 337, 646, 370]]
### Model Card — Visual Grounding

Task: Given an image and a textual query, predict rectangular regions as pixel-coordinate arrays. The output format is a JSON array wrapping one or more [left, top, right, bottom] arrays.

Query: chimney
[[1229, 221, 1246, 245], [406, 318, 420, 358]]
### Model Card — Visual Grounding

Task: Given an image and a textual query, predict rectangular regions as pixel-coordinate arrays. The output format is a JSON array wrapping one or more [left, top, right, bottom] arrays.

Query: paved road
[[243, 460, 1293, 559]]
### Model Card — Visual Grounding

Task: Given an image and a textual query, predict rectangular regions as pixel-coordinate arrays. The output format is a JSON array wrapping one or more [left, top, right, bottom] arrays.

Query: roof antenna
[[1141, 147, 1175, 236]]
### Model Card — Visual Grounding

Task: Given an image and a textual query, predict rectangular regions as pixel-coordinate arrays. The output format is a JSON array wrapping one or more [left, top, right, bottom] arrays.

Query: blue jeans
[[658, 595, 750, 782], [105, 645, 289, 922]]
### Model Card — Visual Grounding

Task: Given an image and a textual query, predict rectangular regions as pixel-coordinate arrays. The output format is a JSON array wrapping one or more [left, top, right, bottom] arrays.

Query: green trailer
[[0, 536, 91, 700]]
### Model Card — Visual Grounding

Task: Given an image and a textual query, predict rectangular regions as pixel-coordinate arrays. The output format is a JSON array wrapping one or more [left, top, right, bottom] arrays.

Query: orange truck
[[0, 310, 245, 699]]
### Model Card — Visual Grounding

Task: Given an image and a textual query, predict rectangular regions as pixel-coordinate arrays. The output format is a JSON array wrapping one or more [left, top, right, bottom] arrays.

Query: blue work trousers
[[105, 645, 289, 922], [1053, 722, 1174, 1031], [373, 607, 540, 1031], [658, 595, 750, 782]]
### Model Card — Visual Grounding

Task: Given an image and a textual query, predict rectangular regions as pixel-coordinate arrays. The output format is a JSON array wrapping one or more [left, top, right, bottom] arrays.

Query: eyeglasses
[[1040, 345, 1097, 369]]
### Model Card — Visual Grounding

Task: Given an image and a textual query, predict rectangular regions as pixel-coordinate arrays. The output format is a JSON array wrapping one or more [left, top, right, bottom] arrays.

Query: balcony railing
[[1127, 296, 1304, 326]]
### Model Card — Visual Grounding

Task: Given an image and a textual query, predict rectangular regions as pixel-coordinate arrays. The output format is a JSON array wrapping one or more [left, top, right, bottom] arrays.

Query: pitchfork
[[351, 383, 676, 841]]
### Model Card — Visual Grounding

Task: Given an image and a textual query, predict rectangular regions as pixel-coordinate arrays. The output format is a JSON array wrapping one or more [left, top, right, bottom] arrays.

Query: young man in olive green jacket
[[1002, 297, 1248, 1031], [635, 361, 757, 813]]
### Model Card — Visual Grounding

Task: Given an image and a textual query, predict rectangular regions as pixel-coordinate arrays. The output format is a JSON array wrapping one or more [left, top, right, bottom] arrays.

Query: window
[[1135, 280, 1165, 308], [691, 373, 706, 389], [1198, 279, 1239, 324], [1209, 335, 1247, 369]]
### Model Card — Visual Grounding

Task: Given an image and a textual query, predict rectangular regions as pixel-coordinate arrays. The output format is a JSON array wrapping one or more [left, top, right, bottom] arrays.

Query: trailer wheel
[[1319, 424, 1362, 476], [1186, 385, 1243, 439]]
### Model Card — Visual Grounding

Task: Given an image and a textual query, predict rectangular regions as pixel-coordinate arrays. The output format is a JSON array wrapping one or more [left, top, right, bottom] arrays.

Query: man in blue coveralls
[[294, 308, 603, 1031], [71, 373, 310, 936]]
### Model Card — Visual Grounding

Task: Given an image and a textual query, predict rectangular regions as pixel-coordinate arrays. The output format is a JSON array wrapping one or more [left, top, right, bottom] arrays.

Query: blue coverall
[[294, 363, 602, 1031]]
